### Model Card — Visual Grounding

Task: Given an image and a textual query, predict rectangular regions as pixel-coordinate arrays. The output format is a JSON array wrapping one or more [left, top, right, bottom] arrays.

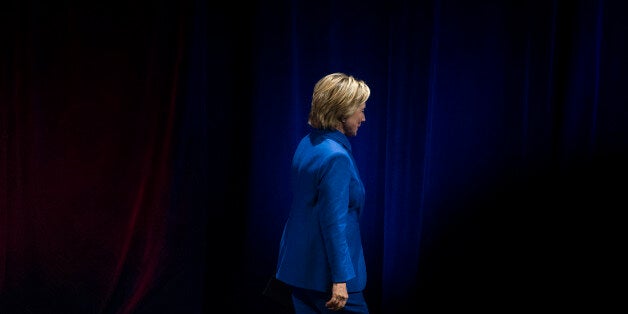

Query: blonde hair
[[308, 72, 370, 130]]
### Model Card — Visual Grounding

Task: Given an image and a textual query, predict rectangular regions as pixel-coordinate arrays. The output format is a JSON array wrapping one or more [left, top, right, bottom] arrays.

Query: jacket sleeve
[[317, 152, 355, 283]]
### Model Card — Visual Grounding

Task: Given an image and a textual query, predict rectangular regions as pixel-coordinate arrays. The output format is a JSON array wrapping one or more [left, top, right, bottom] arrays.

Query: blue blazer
[[276, 128, 367, 293]]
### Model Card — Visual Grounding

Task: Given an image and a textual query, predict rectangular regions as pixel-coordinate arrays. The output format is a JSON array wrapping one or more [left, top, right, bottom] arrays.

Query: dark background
[[2, 0, 626, 313]]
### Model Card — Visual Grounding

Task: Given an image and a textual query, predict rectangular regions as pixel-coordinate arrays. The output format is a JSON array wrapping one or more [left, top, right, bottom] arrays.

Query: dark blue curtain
[[232, 0, 627, 312], [2, 0, 626, 313]]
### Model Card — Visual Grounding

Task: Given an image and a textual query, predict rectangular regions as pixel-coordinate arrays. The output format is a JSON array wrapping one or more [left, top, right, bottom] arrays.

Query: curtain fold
[[1, 0, 188, 312]]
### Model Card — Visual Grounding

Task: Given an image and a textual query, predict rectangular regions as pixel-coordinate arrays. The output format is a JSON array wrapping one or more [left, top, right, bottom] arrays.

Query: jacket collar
[[312, 128, 352, 153]]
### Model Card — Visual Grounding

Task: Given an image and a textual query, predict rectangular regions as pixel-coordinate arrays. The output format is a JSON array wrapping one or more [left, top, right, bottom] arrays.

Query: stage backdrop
[[2, 0, 626, 313]]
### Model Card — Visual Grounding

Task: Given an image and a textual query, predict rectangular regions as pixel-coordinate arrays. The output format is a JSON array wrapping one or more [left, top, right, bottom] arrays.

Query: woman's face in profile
[[341, 103, 366, 137]]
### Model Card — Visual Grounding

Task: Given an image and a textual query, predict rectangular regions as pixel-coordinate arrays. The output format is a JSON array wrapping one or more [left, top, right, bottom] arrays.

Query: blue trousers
[[291, 287, 369, 314]]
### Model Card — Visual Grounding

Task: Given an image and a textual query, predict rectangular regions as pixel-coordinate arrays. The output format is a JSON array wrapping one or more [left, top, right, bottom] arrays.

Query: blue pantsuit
[[276, 129, 369, 313]]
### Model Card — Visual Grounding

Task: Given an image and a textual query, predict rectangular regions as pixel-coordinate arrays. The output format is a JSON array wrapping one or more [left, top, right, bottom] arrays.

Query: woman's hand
[[325, 282, 348, 311]]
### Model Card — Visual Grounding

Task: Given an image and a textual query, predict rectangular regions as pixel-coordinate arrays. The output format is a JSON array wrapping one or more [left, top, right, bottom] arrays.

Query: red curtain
[[1, 1, 188, 312]]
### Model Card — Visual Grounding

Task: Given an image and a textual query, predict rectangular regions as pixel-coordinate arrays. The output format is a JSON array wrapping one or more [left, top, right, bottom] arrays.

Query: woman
[[275, 72, 371, 313]]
